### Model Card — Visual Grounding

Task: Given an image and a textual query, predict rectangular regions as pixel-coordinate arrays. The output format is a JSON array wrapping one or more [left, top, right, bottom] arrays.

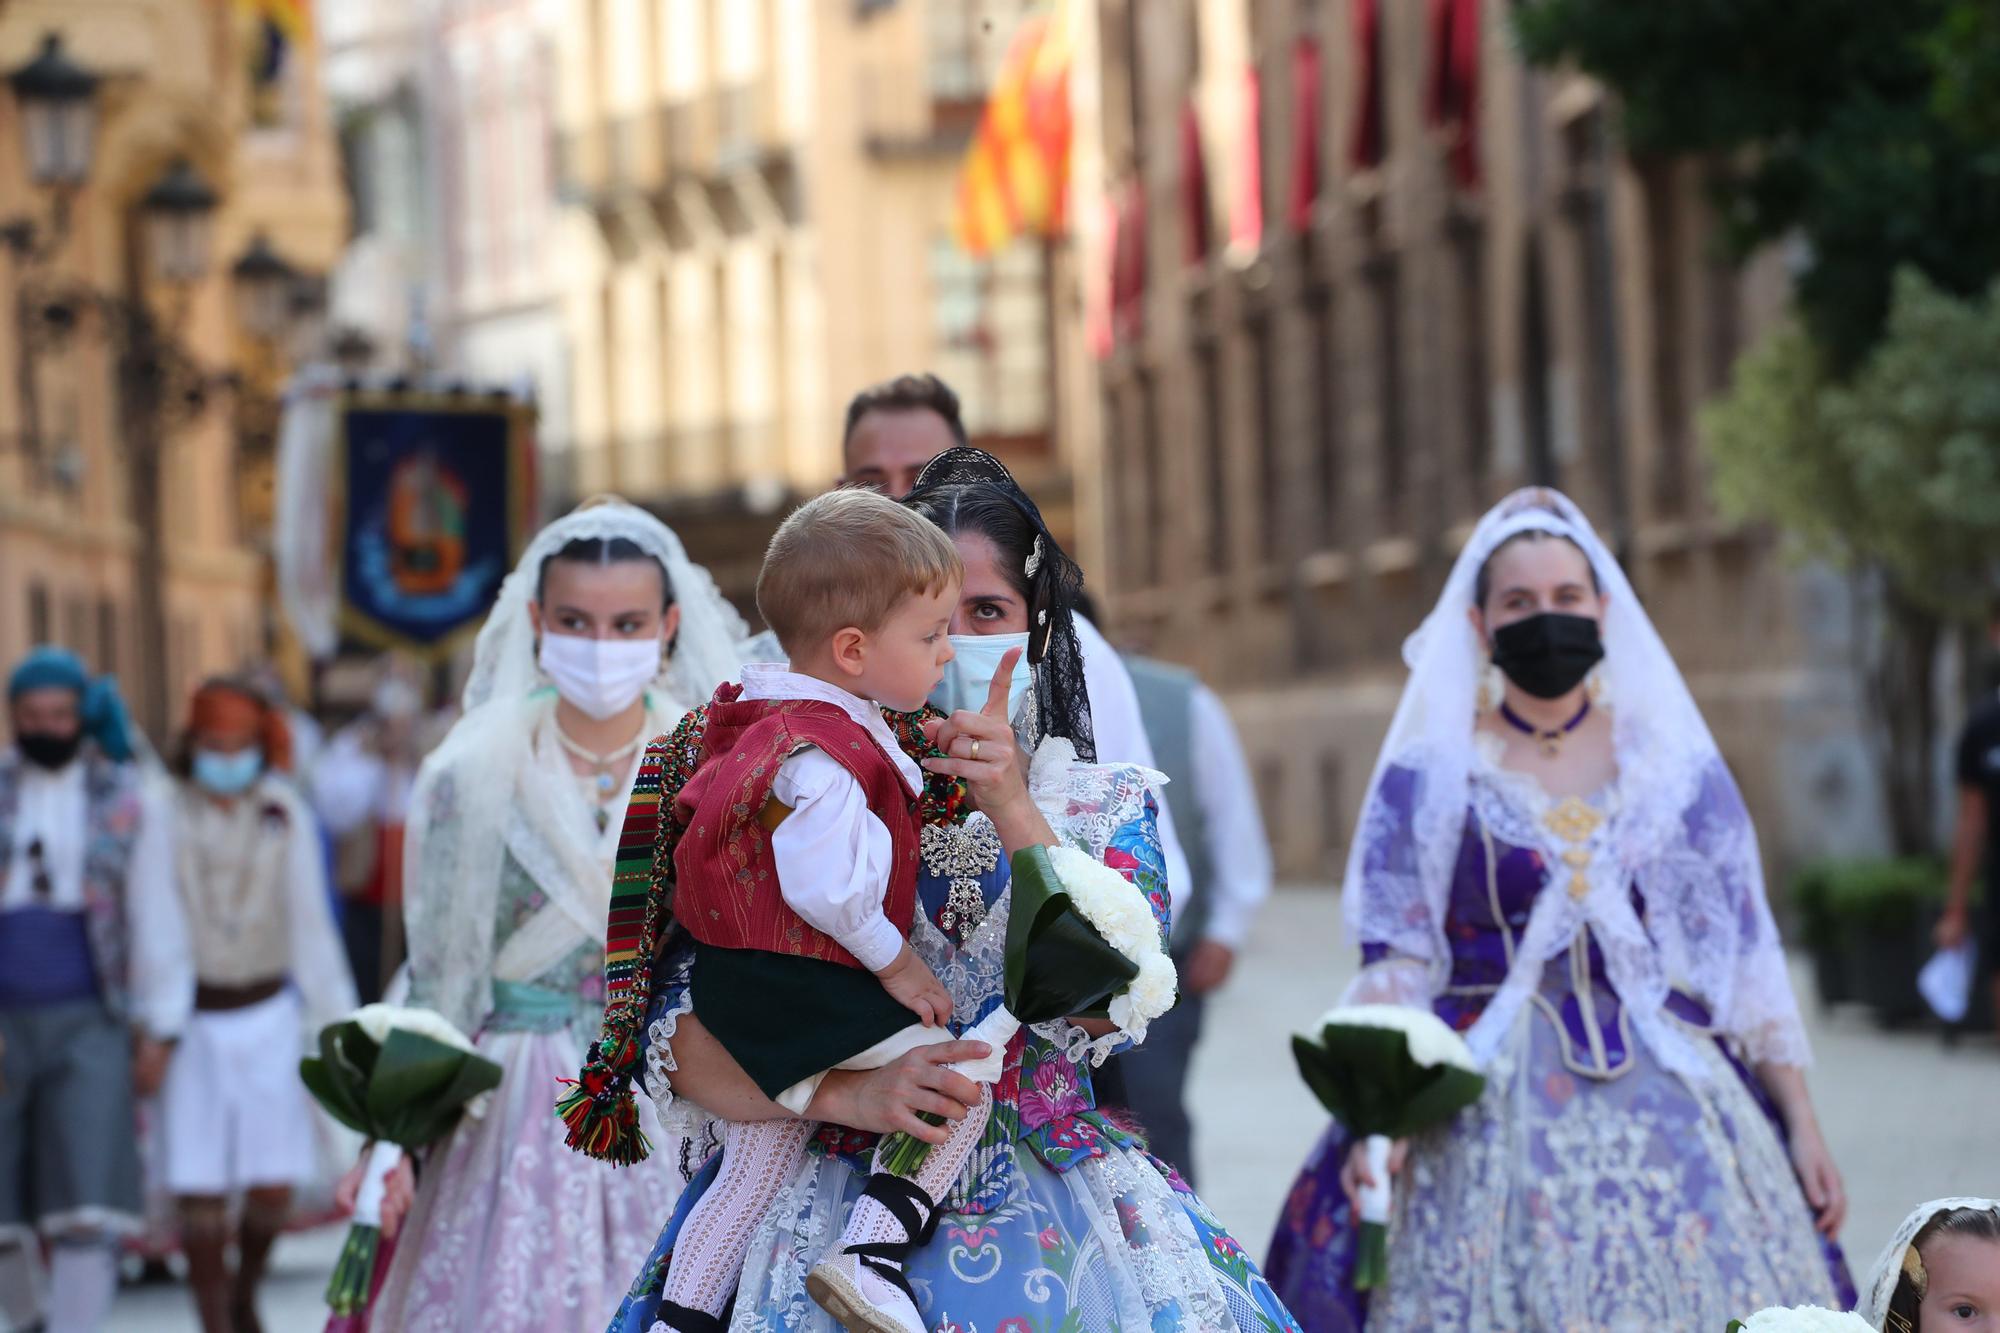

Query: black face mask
[[1489, 612, 1604, 701], [17, 731, 82, 770]]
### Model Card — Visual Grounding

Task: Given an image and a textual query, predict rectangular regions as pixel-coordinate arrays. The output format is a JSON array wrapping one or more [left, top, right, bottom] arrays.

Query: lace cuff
[[1724, 942, 1814, 1068], [1727, 1001, 1814, 1069], [1733, 1021, 1813, 1069], [641, 986, 716, 1139], [1039, 1018, 1127, 1068], [1340, 954, 1436, 1008], [1027, 737, 1165, 852]]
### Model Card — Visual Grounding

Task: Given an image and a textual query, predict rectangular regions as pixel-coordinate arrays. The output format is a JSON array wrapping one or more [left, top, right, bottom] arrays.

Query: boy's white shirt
[[738, 662, 921, 975]]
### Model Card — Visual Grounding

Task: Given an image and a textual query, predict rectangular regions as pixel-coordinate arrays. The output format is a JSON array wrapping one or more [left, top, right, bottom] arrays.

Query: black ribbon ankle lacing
[[658, 1300, 728, 1333], [842, 1174, 943, 1304]]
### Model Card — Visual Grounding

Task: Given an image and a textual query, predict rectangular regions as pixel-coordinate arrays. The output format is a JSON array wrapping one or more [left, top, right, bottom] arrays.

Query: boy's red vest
[[673, 683, 920, 969]]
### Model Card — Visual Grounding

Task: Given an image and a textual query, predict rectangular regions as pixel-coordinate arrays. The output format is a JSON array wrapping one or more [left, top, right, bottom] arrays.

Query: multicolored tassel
[[558, 712, 705, 1163]]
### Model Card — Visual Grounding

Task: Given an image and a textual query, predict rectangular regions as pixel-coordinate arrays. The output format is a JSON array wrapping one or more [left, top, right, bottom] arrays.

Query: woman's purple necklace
[[1499, 697, 1591, 758]]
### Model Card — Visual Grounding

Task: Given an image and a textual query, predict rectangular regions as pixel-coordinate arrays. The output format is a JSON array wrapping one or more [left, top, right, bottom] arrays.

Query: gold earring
[[1586, 663, 1608, 706], [1478, 660, 1505, 714]]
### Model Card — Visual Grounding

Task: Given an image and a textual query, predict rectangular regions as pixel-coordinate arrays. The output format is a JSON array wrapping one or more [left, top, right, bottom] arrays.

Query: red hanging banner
[[1111, 177, 1148, 347], [1180, 96, 1211, 266], [1349, 0, 1385, 172], [1426, 0, 1482, 190], [1288, 35, 1324, 232], [1087, 190, 1116, 359]]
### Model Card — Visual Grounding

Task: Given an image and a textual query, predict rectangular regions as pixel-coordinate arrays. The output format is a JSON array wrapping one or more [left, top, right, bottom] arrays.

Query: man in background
[[1111, 650, 1272, 1184], [309, 668, 435, 1001], [836, 373, 1194, 924], [0, 647, 192, 1333], [1937, 600, 2000, 1031]]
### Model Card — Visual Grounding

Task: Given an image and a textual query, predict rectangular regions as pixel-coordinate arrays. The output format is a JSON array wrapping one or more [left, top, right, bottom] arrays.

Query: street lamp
[[231, 232, 299, 341], [2, 42, 239, 738], [331, 326, 376, 380], [141, 158, 219, 285], [7, 33, 98, 189]]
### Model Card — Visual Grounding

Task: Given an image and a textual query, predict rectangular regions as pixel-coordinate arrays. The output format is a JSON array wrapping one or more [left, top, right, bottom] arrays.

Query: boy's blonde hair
[[756, 488, 964, 656]]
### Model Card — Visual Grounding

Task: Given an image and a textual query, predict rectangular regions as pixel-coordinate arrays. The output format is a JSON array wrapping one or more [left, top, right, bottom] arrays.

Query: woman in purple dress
[[1266, 489, 1855, 1331]]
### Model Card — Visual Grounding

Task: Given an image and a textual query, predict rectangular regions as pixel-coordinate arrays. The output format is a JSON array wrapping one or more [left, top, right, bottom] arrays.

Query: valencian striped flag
[[237, 0, 312, 121], [240, 0, 310, 37], [951, 4, 1075, 256]]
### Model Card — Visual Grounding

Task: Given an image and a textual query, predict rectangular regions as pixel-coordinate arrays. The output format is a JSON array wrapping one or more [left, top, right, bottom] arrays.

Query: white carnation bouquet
[[301, 1003, 502, 1329], [1736, 1304, 1872, 1320], [1292, 1005, 1486, 1290], [1728, 1307, 1875, 1331], [878, 842, 1176, 1174]]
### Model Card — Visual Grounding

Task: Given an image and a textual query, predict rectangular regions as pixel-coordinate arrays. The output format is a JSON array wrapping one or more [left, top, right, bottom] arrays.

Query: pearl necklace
[[555, 725, 646, 800]]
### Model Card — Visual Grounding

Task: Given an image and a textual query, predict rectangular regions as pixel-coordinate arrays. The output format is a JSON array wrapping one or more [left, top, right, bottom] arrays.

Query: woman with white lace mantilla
[[595, 448, 1301, 1333], [1266, 489, 1855, 1331], [343, 498, 748, 1330]]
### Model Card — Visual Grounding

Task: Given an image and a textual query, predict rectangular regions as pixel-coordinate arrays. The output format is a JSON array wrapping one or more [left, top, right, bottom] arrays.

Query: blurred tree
[[1514, 0, 2000, 371], [1516, 1, 2000, 854], [1927, 2, 2000, 145], [1705, 272, 2000, 851]]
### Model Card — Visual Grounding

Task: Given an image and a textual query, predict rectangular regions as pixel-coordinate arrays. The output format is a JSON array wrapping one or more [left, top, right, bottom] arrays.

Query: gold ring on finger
[[969, 738, 981, 760]]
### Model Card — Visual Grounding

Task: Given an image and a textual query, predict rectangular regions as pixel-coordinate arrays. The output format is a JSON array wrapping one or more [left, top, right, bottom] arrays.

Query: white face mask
[[928, 631, 1033, 718], [537, 634, 661, 720]]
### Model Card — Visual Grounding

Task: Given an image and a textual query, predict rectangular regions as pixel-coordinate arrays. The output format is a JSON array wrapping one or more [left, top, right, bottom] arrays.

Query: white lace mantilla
[[402, 501, 745, 1037], [1339, 489, 1813, 1072]]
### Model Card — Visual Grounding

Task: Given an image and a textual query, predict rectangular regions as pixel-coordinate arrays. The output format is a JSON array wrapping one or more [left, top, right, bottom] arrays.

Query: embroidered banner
[[333, 392, 535, 659]]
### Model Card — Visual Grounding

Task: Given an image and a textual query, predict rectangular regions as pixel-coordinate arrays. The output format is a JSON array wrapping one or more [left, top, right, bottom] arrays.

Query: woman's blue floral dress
[[610, 748, 1301, 1333]]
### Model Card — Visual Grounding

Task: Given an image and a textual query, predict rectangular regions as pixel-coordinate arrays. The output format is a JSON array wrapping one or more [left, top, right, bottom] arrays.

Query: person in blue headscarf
[[0, 646, 193, 1333]]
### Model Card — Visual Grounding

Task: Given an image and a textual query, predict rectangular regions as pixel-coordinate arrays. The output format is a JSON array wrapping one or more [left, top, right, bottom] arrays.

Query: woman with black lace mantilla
[[565, 448, 1302, 1333]]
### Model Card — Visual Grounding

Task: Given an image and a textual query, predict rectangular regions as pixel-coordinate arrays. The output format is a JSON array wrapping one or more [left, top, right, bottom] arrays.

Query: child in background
[[655, 489, 997, 1333], [1857, 1198, 2000, 1331]]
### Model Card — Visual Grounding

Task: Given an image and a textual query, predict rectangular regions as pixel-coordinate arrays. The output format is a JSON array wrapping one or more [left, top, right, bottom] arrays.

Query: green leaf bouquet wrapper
[[1291, 1006, 1486, 1291], [299, 1006, 503, 1330], [1004, 843, 1142, 1022], [878, 844, 1163, 1175]]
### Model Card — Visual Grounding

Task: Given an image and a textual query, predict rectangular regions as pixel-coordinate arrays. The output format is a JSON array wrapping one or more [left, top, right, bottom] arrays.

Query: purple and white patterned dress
[[1265, 750, 1854, 1331]]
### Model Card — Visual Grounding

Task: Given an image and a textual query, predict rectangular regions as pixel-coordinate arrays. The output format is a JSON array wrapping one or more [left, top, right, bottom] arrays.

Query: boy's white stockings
[[844, 1083, 994, 1252], [661, 1118, 817, 1317]]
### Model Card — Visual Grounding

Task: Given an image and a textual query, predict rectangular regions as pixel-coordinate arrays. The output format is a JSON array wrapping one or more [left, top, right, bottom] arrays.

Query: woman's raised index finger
[[984, 646, 1025, 718]]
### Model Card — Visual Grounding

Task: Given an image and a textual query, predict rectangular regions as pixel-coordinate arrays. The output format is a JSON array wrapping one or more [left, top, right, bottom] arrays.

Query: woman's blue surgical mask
[[192, 747, 263, 796], [929, 632, 1033, 719]]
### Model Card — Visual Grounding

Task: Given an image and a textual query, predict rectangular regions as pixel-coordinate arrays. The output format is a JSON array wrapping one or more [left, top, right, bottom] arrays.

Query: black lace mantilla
[[904, 446, 1096, 763]]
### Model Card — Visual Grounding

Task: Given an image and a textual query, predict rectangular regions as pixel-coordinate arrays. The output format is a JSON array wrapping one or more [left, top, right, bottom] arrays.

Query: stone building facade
[[0, 0, 347, 734], [1079, 0, 1887, 884], [552, 0, 1078, 582]]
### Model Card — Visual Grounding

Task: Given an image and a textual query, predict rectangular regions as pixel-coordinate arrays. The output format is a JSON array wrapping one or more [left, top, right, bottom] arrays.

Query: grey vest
[[0, 745, 143, 1018], [1122, 655, 1213, 951]]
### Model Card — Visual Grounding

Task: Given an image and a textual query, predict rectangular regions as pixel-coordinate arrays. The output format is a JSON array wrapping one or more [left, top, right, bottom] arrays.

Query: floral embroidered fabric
[[615, 743, 1299, 1333]]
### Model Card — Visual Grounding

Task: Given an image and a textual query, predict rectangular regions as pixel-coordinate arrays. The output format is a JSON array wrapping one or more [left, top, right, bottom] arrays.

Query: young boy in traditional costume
[[656, 488, 998, 1333]]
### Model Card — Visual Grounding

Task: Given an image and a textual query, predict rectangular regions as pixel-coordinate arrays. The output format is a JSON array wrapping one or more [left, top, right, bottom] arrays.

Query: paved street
[[1186, 887, 2000, 1263], [107, 887, 1999, 1330]]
